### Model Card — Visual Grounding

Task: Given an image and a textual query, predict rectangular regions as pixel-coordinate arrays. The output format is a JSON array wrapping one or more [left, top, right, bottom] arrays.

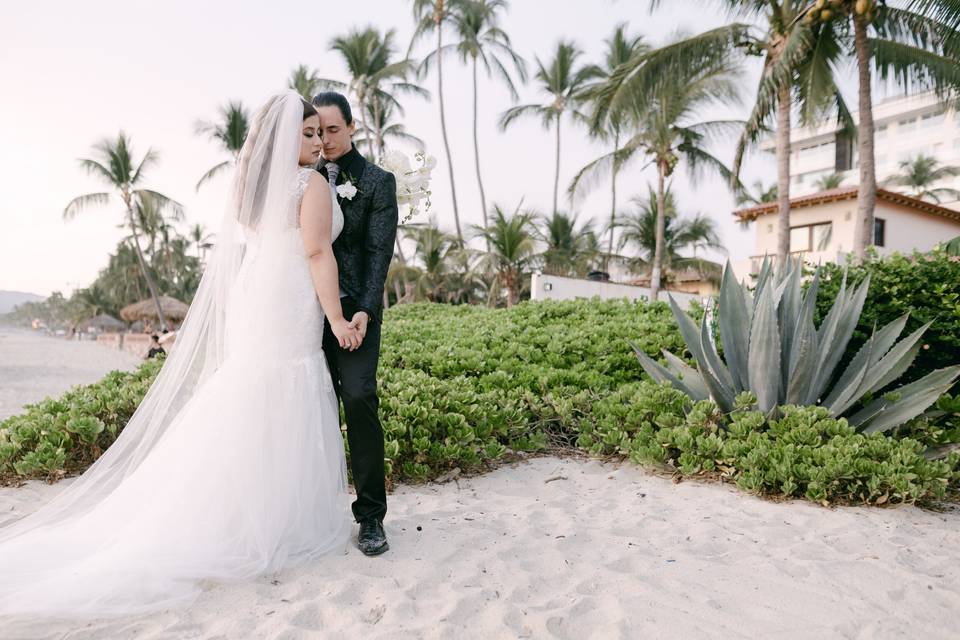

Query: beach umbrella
[[120, 295, 189, 323]]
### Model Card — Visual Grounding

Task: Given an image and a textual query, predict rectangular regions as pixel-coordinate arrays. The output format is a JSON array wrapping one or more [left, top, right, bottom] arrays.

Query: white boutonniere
[[336, 180, 358, 201]]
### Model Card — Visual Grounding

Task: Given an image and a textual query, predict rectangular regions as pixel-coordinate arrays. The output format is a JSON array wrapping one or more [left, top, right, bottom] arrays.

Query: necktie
[[325, 162, 340, 191]]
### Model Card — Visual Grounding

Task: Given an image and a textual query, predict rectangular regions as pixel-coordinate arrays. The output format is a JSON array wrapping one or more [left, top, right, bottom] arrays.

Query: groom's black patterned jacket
[[318, 144, 398, 324]]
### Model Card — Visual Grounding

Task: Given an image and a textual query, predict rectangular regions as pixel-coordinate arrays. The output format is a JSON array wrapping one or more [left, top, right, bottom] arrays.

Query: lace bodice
[[295, 166, 344, 242]]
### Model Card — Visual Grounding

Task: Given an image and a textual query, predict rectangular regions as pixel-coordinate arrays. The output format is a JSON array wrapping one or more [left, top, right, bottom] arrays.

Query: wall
[[530, 273, 702, 310], [876, 202, 960, 255]]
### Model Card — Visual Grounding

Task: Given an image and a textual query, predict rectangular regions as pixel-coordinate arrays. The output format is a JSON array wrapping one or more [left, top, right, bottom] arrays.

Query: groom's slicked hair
[[312, 91, 353, 125]]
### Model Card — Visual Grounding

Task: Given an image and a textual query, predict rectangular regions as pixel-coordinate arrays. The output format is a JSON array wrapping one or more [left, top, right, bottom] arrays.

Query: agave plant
[[633, 258, 960, 436]]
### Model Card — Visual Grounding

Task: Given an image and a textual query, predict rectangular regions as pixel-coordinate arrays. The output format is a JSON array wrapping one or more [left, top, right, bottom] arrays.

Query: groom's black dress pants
[[322, 296, 387, 523]]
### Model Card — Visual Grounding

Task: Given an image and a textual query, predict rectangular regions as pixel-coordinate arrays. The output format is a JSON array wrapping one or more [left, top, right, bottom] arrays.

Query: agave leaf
[[629, 341, 702, 399], [811, 275, 871, 403], [822, 315, 908, 414], [668, 295, 706, 364], [805, 270, 847, 404], [699, 308, 734, 390], [753, 256, 773, 314], [718, 263, 750, 391], [747, 280, 781, 413], [778, 259, 802, 392], [785, 267, 820, 404], [865, 322, 930, 394], [852, 366, 960, 434], [822, 329, 875, 416], [668, 296, 734, 411], [662, 351, 710, 400], [924, 443, 960, 460], [786, 314, 817, 405]]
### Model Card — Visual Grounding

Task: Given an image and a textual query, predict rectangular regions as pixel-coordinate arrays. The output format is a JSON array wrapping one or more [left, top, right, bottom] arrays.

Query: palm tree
[[189, 223, 214, 262], [884, 154, 960, 203], [618, 186, 724, 286], [536, 211, 599, 277], [411, 0, 465, 243], [331, 26, 427, 164], [572, 24, 649, 270], [500, 41, 600, 219], [803, 2, 960, 257], [402, 221, 458, 301], [194, 101, 250, 191], [735, 179, 778, 205], [635, 3, 851, 268], [429, 0, 527, 242], [814, 172, 845, 190], [64, 132, 183, 330], [572, 39, 742, 300], [356, 96, 426, 158], [471, 202, 538, 306], [288, 64, 329, 100]]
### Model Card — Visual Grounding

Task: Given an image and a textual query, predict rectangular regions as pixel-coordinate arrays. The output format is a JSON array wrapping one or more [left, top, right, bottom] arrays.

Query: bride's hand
[[331, 317, 361, 351]]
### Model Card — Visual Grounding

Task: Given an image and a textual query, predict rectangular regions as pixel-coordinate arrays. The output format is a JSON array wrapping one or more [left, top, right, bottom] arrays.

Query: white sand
[[2, 457, 959, 640], [0, 329, 140, 421]]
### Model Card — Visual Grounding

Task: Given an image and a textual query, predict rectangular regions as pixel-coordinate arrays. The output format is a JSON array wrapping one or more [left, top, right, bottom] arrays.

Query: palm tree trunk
[[372, 96, 385, 163], [607, 130, 619, 272], [852, 14, 877, 259], [356, 93, 375, 160], [472, 57, 490, 253], [650, 163, 667, 302], [775, 82, 792, 265], [435, 18, 464, 244], [553, 113, 561, 217], [125, 202, 169, 331]]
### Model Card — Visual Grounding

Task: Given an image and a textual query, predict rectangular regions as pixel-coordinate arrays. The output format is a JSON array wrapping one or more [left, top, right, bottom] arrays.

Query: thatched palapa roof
[[77, 313, 126, 331], [120, 295, 189, 323]]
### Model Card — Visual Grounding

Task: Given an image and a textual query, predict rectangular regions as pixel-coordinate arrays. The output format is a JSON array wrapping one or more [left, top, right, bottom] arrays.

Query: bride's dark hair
[[302, 99, 318, 120]]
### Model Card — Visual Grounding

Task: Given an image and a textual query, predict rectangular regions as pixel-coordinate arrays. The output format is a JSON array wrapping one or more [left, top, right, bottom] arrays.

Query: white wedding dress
[[0, 95, 351, 618]]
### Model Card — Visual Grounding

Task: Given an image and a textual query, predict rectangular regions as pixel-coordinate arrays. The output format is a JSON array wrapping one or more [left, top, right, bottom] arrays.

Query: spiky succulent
[[633, 258, 960, 435]]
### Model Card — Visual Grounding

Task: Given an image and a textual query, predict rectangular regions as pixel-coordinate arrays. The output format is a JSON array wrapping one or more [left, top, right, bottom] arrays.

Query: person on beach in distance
[[313, 91, 398, 556], [0, 91, 396, 618], [145, 334, 165, 359]]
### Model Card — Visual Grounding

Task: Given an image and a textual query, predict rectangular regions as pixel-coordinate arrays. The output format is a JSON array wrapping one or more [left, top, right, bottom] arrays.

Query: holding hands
[[330, 311, 369, 351]]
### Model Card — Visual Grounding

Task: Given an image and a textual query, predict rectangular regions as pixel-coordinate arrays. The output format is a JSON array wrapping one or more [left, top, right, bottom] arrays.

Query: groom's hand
[[350, 311, 369, 343]]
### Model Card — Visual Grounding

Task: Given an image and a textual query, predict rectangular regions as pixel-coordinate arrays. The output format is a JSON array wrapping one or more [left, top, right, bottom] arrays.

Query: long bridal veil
[[0, 91, 349, 616]]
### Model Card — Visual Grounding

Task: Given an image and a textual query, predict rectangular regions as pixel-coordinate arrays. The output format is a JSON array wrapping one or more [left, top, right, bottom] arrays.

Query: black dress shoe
[[358, 519, 389, 556]]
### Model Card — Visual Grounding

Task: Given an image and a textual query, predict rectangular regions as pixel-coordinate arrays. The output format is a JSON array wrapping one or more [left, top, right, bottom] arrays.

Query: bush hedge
[[815, 248, 960, 385], [2, 299, 957, 506]]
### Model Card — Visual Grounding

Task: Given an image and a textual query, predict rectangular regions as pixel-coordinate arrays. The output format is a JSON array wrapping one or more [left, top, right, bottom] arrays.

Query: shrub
[[1, 300, 683, 484], [815, 248, 960, 384], [2, 300, 957, 507]]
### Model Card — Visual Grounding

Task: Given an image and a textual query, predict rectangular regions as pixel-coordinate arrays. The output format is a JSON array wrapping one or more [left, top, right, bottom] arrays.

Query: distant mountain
[[0, 290, 44, 315]]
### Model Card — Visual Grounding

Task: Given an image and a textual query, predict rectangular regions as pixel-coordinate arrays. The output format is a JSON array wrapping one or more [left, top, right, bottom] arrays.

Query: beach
[[2, 332, 960, 639], [0, 329, 141, 421]]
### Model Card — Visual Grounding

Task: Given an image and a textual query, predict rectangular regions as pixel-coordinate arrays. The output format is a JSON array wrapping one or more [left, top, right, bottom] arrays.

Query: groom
[[312, 91, 398, 556]]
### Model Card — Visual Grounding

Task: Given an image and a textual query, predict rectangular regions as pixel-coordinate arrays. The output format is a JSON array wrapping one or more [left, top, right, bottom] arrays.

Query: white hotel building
[[733, 92, 960, 276]]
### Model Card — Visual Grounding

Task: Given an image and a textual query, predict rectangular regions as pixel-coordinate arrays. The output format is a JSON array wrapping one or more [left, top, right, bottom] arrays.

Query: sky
[[0, 0, 776, 297]]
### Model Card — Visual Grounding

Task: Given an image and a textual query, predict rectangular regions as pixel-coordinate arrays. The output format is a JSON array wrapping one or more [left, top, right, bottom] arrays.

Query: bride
[[0, 91, 361, 617]]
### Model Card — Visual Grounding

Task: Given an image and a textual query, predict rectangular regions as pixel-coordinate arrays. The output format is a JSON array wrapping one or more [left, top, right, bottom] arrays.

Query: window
[[790, 222, 833, 253], [874, 218, 886, 247], [922, 111, 945, 128], [876, 124, 888, 139], [899, 117, 917, 133], [790, 226, 810, 252], [876, 154, 887, 167], [812, 222, 832, 251]]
